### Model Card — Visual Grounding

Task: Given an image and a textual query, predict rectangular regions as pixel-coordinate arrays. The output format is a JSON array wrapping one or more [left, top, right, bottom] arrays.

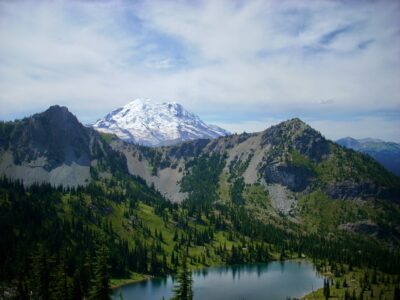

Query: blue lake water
[[113, 260, 324, 300]]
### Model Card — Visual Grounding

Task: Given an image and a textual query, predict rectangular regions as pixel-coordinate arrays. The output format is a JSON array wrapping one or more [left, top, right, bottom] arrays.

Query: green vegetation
[[297, 190, 365, 233], [172, 253, 193, 300], [2, 168, 398, 299], [1, 117, 400, 299], [302, 263, 400, 300], [0, 121, 18, 150], [99, 132, 117, 144], [314, 143, 399, 187], [181, 153, 226, 213], [89, 241, 112, 300]]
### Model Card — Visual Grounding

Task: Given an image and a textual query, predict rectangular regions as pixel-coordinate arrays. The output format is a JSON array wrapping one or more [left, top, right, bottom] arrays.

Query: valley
[[0, 106, 399, 299]]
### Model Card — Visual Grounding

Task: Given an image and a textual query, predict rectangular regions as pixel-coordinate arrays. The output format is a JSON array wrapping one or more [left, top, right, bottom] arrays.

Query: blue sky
[[0, 0, 399, 141]]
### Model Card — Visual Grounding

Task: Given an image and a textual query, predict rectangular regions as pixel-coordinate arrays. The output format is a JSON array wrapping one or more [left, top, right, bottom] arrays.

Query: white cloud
[[0, 0, 399, 140]]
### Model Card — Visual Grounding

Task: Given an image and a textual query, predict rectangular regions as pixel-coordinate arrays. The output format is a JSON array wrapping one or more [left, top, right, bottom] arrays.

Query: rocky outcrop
[[261, 163, 314, 192], [340, 221, 400, 245], [2, 105, 92, 170], [326, 181, 399, 201], [0, 106, 127, 187], [262, 118, 330, 162], [1, 108, 398, 205]]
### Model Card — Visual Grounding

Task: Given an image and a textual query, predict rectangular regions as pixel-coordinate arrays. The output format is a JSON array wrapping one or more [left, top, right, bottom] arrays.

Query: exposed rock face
[[0, 151, 91, 187], [340, 221, 400, 245], [6, 105, 92, 170], [111, 140, 188, 202], [261, 163, 314, 192], [0, 106, 126, 187], [326, 181, 397, 201], [327, 181, 372, 199], [111, 118, 399, 206], [266, 183, 297, 216], [1, 108, 398, 207]]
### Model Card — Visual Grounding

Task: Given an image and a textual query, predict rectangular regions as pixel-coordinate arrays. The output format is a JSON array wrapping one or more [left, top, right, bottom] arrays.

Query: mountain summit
[[92, 99, 230, 146], [0, 105, 127, 187]]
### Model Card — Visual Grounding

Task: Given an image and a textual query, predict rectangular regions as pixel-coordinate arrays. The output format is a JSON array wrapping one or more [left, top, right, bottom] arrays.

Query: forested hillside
[[0, 107, 399, 299], [1, 173, 399, 299]]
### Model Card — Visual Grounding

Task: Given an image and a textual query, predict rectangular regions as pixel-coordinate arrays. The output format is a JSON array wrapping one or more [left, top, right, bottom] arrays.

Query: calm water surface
[[113, 260, 324, 300]]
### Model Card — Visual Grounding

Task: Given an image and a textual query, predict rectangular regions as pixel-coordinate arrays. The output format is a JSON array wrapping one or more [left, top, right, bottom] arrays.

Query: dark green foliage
[[394, 284, 400, 300], [0, 120, 18, 150], [2, 108, 400, 300], [230, 177, 245, 205], [323, 278, 330, 299], [0, 175, 170, 299], [51, 256, 69, 300], [70, 270, 84, 300], [181, 153, 226, 213], [0, 171, 399, 299], [88, 242, 112, 300], [260, 118, 400, 198], [172, 254, 193, 300], [31, 244, 53, 300]]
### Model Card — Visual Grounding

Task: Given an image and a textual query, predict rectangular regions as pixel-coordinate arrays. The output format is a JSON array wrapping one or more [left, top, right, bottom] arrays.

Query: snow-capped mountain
[[92, 99, 230, 146]]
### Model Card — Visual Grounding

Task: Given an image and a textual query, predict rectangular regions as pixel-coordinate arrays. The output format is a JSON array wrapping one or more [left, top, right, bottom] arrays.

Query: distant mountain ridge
[[92, 99, 230, 146], [1, 108, 399, 204], [336, 137, 400, 176], [2, 107, 400, 300], [1, 106, 399, 246]]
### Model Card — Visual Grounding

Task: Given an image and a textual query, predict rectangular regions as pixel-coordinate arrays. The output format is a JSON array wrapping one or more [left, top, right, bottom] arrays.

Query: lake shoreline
[[111, 257, 312, 290], [111, 274, 153, 290], [112, 259, 324, 300]]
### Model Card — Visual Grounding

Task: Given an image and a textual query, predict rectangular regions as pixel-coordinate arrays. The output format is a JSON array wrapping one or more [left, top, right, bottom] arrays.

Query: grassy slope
[[296, 190, 371, 233], [302, 264, 399, 300]]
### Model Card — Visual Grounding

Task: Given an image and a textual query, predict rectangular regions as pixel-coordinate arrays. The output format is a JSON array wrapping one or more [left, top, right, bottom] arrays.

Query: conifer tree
[[70, 270, 83, 300], [394, 284, 400, 300], [31, 244, 53, 300], [88, 242, 111, 300], [51, 257, 69, 300], [172, 253, 193, 300]]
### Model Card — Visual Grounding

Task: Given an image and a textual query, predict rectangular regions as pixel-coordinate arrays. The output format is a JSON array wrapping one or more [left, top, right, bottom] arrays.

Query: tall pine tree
[[172, 253, 193, 300], [88, 242, 112, 300]]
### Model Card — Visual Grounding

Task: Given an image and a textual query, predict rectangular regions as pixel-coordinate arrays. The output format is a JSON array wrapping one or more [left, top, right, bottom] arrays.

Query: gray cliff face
[[8, 105, 92, 170], [112, 118, 399, 207], [326, 181, 395, 200], [0, 105, 126, 187], [261, 163, 314, 192], [1, 107, 398, 207]]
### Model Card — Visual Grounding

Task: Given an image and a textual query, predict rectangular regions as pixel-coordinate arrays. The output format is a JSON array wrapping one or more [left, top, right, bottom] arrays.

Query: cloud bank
[[0, 0, 399, 141]]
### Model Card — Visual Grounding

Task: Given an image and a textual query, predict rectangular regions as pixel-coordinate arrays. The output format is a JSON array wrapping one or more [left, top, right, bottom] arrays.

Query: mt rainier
[[92, 99, 230, 146]]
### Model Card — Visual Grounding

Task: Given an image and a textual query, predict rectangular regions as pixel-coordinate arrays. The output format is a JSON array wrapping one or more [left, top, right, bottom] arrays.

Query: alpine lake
[[113, 260, 324, 300]]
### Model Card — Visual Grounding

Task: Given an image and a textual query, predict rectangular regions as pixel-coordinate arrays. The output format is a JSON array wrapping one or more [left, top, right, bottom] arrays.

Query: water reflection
[[114, 260, 324, 300]]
